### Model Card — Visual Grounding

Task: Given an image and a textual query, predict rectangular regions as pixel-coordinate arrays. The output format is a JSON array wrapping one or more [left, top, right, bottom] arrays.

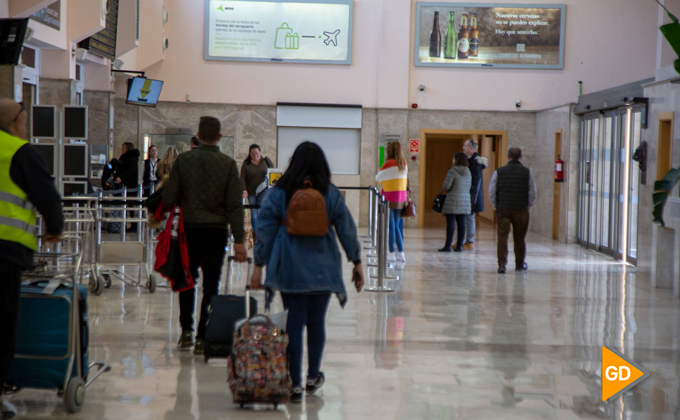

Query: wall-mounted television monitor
[[62, 181, 88, 197], [126, 77, 163, 107], [31, 105, 56, 139], [63, 105, 88, 139], [32, 143, 57, 177], [0, 18, 29, 65], [62, 144, 88, 178]]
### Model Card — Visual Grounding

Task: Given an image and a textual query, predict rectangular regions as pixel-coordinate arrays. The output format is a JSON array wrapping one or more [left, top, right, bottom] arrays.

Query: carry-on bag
[[227, 286, 292, 408], [203, 256, 257, 363], [6, 282, 90, 390]]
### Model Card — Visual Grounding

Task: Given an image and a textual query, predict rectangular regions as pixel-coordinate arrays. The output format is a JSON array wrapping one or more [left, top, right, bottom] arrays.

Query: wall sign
[[409, 139, 420, 154], [204, 0, 353, 64], [415, 2, 565, 69], [30, 0, 61, 30]]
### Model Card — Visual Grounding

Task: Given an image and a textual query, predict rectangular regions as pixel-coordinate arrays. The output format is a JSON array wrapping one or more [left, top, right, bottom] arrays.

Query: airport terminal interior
[[2, 0, 680, 418]]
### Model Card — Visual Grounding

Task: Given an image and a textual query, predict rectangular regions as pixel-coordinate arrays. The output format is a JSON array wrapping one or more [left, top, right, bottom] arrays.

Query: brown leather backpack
[[285, 181, 329, 237]]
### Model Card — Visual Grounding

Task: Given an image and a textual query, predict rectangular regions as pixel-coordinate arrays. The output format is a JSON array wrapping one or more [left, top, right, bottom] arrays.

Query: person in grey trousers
[[489, 147, 537, 273], [462, 138, 489, 250], [438, 152, 472, 252]]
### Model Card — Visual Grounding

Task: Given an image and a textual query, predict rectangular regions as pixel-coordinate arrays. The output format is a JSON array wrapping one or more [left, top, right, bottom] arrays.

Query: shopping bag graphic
[[275, 23, 293, 49], [285, 33, 299, 50]]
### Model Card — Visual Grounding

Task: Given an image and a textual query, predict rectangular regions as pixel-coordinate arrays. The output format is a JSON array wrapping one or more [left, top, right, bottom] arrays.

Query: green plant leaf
[[652, 168, 680, 226]]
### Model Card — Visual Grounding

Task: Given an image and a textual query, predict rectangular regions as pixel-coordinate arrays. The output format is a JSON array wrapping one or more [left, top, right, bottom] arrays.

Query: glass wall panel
[[589, 119, 600, 246], [600, 116, 613, 250], [627, 111, 642, 262]]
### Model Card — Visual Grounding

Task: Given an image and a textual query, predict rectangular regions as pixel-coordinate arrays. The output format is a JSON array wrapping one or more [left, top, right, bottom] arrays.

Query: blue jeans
[[389, 209, 404, 253], [247, 196, 259, 233], [465, 213, 475, 243], [281, 292, 331, 387], [445, 214, 466, 249]]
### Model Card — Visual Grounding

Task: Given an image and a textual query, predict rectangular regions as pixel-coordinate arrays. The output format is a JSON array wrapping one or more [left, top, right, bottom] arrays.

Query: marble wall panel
[[566, 108, 580, 244], [39, 78, 76, 112], [112, 102, 557, 231], [0, 65, 21, 101], [645, 74, 680, 279], [534, 104, 575, 242], [84, 91, 113, 146]]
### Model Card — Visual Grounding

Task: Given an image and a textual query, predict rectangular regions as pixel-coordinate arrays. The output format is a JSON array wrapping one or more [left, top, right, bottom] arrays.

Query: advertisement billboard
[[204, 0, 353, 64], [415, 3, 565, 69]]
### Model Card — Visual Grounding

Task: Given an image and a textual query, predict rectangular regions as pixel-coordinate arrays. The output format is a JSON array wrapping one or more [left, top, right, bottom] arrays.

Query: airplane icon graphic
[[323, 29, 340, 46]]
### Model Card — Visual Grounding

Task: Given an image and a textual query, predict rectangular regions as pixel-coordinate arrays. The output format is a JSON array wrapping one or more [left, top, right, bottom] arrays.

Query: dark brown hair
[[123, 142, 135, 151], [453, 152, 469, 167], [508, 147, 522, 160], [199, 116, 221, 141]]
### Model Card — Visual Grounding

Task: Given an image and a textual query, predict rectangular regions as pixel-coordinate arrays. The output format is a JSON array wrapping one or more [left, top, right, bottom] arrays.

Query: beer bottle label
[[469, 38, 479, 51], [458, 38, 469, 53]]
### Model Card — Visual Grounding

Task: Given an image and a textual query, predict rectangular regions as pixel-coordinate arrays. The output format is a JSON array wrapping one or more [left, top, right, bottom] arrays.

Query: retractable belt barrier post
[[366, 196, 396, 292]]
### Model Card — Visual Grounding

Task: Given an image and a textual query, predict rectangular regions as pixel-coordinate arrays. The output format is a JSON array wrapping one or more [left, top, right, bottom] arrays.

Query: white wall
[[133, 0, 659, 111], [0, 0, 8, 17]]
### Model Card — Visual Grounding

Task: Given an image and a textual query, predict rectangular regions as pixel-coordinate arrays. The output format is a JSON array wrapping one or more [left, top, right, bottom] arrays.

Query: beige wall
[[124, 0, 660, 112]]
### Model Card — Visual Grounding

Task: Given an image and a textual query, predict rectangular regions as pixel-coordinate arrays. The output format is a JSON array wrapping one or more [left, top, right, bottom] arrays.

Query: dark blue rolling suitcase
[[203, 257, 257, 363], [5, 282, 90, 411]]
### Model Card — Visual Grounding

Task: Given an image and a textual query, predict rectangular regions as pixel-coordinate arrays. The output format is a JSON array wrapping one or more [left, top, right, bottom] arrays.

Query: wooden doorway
[[424, 136, 467, 228], [553, 130, 562, 240], [418, 129, 508, 228]]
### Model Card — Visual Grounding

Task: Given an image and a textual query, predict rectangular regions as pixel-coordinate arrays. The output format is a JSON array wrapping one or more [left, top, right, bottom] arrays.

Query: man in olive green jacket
[[163, 116, 247, 355]]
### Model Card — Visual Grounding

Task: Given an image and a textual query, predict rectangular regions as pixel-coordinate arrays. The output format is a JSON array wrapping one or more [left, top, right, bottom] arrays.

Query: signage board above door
[[204, 0, 353, 65], [415, 2, 566, 69]]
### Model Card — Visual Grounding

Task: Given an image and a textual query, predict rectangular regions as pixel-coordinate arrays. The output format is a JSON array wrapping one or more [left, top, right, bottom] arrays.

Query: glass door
[[599, 114, 615, 255], [626, 109, 643, 265], [578, 119, 592, 246], [577, 105, 644, 266], [588, 118, 601, 249]]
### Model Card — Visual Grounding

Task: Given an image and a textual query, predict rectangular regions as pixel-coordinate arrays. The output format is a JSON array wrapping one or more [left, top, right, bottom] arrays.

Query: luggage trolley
[[4, 235, 110, 413], [61, 195, 106, 295], [96, 187, 157, 293]]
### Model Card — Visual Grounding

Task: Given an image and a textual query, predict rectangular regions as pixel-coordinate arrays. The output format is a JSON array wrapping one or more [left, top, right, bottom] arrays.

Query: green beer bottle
[[444, 11, 457, 59]]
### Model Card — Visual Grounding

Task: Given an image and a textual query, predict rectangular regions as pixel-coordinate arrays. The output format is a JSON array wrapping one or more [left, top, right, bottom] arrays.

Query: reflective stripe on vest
[[0, 191, 35, 212], [0, 131, 38, 251]]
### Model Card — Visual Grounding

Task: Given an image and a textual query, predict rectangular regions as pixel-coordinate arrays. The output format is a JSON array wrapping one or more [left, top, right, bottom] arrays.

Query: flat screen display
[[62, 182, 87, 197], [415, 3, 565, 69], [31, 105, 56, 138], [62, 144, 88, 177], [126, 77, 164, 107], [204, 0, 353, 65], [32, 143, 56, 177], [63, 106, 88, 139]]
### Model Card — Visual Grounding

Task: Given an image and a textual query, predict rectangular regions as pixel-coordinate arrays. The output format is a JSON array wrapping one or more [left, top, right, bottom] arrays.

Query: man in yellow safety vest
[[0, 99, 64, 420]]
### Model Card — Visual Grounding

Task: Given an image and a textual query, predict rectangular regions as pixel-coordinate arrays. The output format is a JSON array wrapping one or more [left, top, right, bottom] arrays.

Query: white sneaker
[[387, 252, 396, 262], [396, 252, 406, 263]]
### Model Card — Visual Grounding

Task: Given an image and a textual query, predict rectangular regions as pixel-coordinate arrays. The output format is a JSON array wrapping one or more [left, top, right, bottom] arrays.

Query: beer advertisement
[[415, 3, 565, 69]]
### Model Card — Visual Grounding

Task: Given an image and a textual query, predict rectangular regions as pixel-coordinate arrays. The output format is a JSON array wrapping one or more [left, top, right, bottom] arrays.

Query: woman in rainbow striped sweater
[[375, 142, 409, 263]]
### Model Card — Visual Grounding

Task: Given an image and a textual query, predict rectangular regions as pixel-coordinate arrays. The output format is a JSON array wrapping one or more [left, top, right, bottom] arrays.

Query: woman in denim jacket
[[250, 142, 364, 403]]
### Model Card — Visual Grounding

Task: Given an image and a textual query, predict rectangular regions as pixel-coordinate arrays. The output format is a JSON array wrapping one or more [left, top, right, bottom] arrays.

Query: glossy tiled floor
[[6, 224, 680, 419]]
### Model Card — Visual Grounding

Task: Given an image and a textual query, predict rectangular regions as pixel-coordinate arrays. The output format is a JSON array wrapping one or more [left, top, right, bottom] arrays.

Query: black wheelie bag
[[203, 256, 257, 363]]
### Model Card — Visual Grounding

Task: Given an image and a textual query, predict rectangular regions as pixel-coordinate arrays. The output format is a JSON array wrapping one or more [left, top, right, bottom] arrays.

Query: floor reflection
[[6, 227, 680, 419]]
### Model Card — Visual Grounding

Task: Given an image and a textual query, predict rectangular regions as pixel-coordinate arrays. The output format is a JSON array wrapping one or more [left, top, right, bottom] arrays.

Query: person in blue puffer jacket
[[250, 141, 364, 403]]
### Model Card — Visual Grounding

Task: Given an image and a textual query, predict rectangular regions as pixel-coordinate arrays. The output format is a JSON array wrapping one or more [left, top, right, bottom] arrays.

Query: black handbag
[[432, 193, 446, 213]]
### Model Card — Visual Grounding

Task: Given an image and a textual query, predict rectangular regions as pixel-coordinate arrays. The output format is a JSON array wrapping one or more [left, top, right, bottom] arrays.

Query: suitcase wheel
[[274, 403, 278, 409], [147, 275, 157, 294], [240, 402, 244, 408], [204, 355, 209, 363], [64, 377, 86, 413]]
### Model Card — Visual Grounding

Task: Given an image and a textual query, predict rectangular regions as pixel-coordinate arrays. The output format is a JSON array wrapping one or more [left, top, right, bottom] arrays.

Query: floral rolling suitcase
[[227, 288, 291, 408]]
